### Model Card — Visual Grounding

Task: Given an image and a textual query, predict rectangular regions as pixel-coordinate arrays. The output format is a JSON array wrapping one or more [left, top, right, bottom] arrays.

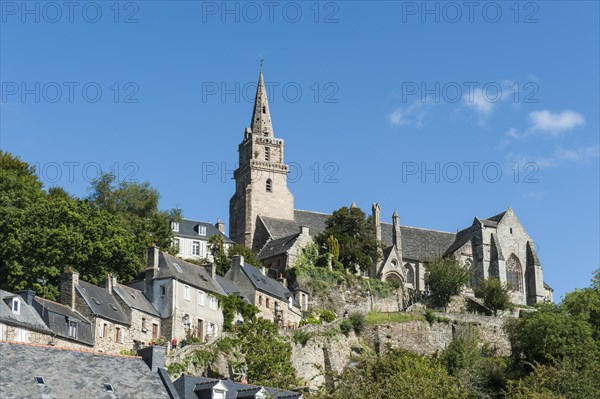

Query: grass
[[366, 311, 425, 325]]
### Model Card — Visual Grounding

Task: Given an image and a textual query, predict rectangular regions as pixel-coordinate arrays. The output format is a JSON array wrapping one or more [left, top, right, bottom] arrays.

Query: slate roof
[[31, 296, 94, 346], [0, 290, 51, 334], [155, 252, 226, 296], [382, 223, 456, 261], [257, 233, 300, 260], [173, 375, 302, 399], [215, 276, 249, 302], [0, 342, 170, 398], [113, 284, 160, 317], [76, 281, 130, 325], [444, 224, 478, 256], [175, 219, 234, 244], [486, 210, 507, 223], [239, 263, 295, 304], [260, 215, 302, 239]]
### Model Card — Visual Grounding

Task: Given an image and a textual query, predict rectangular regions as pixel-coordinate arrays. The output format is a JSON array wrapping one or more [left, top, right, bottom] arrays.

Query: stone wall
[[308, 286, 401, 315]]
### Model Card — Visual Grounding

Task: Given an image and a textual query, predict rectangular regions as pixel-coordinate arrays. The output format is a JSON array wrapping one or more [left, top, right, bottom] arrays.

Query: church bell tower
[[229, 69, 295, 248]]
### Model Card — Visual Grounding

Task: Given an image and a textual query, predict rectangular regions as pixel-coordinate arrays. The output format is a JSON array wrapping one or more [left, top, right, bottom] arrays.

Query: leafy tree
[[475, 278, 512, 316], [315, 206, 380, 272], [208, 234, 229, 276], [227, 318, 298, 389], [424, 257, 472, 307], [562, 268, 600, 341], [294, 242, 320, 269], [218, 294, 258, 331], [326, 235, 339, 263], [88, 172, 174, 264], [312, 349, 468, 399], [504, 303, 597, 369]]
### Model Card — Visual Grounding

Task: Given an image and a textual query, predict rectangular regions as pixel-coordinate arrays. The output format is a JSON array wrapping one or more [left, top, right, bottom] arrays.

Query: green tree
[[315, 206, 380, 272], [294, 242, 319, 269], [228, 318, 298, 389], [326, 235, 339, 263], [227, 243, 262, 268], [208, 234, 230, 276], [562, 268, 600, 342], [424, 257, 472, 308], [475, 277, 512, 316], [88, 172, 174, 264]]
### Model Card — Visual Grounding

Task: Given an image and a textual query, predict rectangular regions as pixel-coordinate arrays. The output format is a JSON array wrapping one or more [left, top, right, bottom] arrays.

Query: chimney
[[277, 274, 287, 287], [16, 290, 36, 306], [215, 219, 225, 233], [231, 254, 244, 272], [60, 267, 79, 310], [104, 274, 117, 294], [138, 345, 166, 372], [392, 210, 402, 251], [206, 263, 216, 279], [145, 244, 160, 301], [299, 225, 310, 236]]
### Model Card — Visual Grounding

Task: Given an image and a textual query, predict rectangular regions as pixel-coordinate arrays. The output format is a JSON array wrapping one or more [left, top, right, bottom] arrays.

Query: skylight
[[35, 376, 45, 385], [173, 263, 183, 273], [109, 303, 118, 311], [104, 383, 114, 392], [92, 297, 101, 305]]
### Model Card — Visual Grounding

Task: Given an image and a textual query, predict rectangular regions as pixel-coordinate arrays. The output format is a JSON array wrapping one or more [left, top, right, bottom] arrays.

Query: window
[[288, 296, 293, 309], [192, 241, 200, 256], [16, 328, 27, 342], [266, 179, 272, 193], [262, 105, 266, 114], [258, 295, 263, 306], [100, 323, 107, 338], [506, 254, 523, 292], [266, 298, 270, 309], [213, 389, 226, 399], [11, 298, 20, 314], [104, 384, 114, 393], [160, 285, 166, 297], [184, 285, 190, 301], [67, 320, 78, 338], [198, 226, 207, 236], [35, 376, 45, 385], [173, 238, 180, 253], [171, 222, 179, 232], [405, 263, 415, 285], [152, 323, 158, 340], [173, 262, 183, 273], [115, 327, 121, 343], [141, 318, 147, 331], [265, 147, 270, 161], [209, 295, 218, 310], [510, 228, 513, 234], [198, 290, 205, 306]]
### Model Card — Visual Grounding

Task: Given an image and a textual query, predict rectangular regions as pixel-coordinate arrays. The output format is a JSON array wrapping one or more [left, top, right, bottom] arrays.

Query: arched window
[[391, 259, 397, 268], [405, 263, 414, 285], [506, 254, 523, 292], [266, 179, 272, 192], [265, 147, 270, 161]]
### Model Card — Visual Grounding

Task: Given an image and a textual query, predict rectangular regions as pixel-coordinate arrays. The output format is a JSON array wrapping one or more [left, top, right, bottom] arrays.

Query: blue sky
[[1, 1, 598, 301]]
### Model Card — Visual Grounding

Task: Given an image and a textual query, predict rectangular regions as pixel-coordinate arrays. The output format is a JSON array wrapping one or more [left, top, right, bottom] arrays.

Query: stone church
[[229, 70, 552, 306]]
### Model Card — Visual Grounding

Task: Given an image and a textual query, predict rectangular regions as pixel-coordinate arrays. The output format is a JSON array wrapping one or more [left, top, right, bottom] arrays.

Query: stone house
[[228, 69, 550, 307], [171, 218, 234, 263], [21, 290, 94, 349], [224, 255, 303, 328], [0, 342, 177, 398], [59, 270, 132, 354], [112, 279, 162, 350], [0, 289, 52, 344], [140, 245, 226, 344]]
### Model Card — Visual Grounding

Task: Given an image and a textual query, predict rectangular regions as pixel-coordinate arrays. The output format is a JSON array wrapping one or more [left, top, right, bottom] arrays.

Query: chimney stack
[[231, 254, 244, 272], [104, 274, 117, 293], [17, 290, 36, 306], [215, 219, 225, 233], [299, 225, 310, 236], [145, 244, 160, 300], [206, 263, 216, 279], [60, 267, 79, 310], [138, 345, 166, 372]]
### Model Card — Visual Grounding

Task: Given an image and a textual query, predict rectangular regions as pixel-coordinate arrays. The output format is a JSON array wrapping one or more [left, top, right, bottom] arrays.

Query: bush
[[340, 318, 353, 336], [293, 330, 314, 347], [425, 309, 437, 325], [319, 310, 337, 323], [425, 256, 472, 307], [299, 315, 321, 327], [349, 312, 366, 335]]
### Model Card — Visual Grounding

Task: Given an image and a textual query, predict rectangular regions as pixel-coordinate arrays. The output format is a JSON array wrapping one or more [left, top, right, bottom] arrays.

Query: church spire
[[250, 70, 273, 137]]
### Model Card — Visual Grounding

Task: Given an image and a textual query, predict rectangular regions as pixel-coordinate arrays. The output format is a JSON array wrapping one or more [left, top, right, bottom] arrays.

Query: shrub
[[474, 278, 512, 315], [425, 256, 472, 307], [299, 315, 321, 327], [349, 312, 366, 335], [340, 318, 353, 336], [425, 309, 437, 325], [319, 310, 337, 323], [293, 330, 314, 347]]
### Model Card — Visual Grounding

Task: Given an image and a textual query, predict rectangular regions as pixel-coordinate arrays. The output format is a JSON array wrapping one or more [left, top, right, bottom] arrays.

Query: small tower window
[[266, 179, 272, 193], [265, 147, 270, 161], [510, 228, 513, 234], [263, 130, 268, 137], [262, 105, 266, 114]]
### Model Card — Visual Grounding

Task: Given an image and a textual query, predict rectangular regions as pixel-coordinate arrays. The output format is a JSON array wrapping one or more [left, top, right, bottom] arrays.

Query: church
[[229, 70, 552, 306]]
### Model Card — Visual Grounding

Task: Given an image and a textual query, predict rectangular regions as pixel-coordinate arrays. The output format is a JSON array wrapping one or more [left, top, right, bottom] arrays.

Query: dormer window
[[198, 225, 206, 236], [11, 298, 20, 314], [171, 222, 179, 232]]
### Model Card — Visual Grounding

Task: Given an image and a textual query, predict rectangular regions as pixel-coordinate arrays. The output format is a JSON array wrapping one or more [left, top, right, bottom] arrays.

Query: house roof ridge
[[0, 340, 144, 359]]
